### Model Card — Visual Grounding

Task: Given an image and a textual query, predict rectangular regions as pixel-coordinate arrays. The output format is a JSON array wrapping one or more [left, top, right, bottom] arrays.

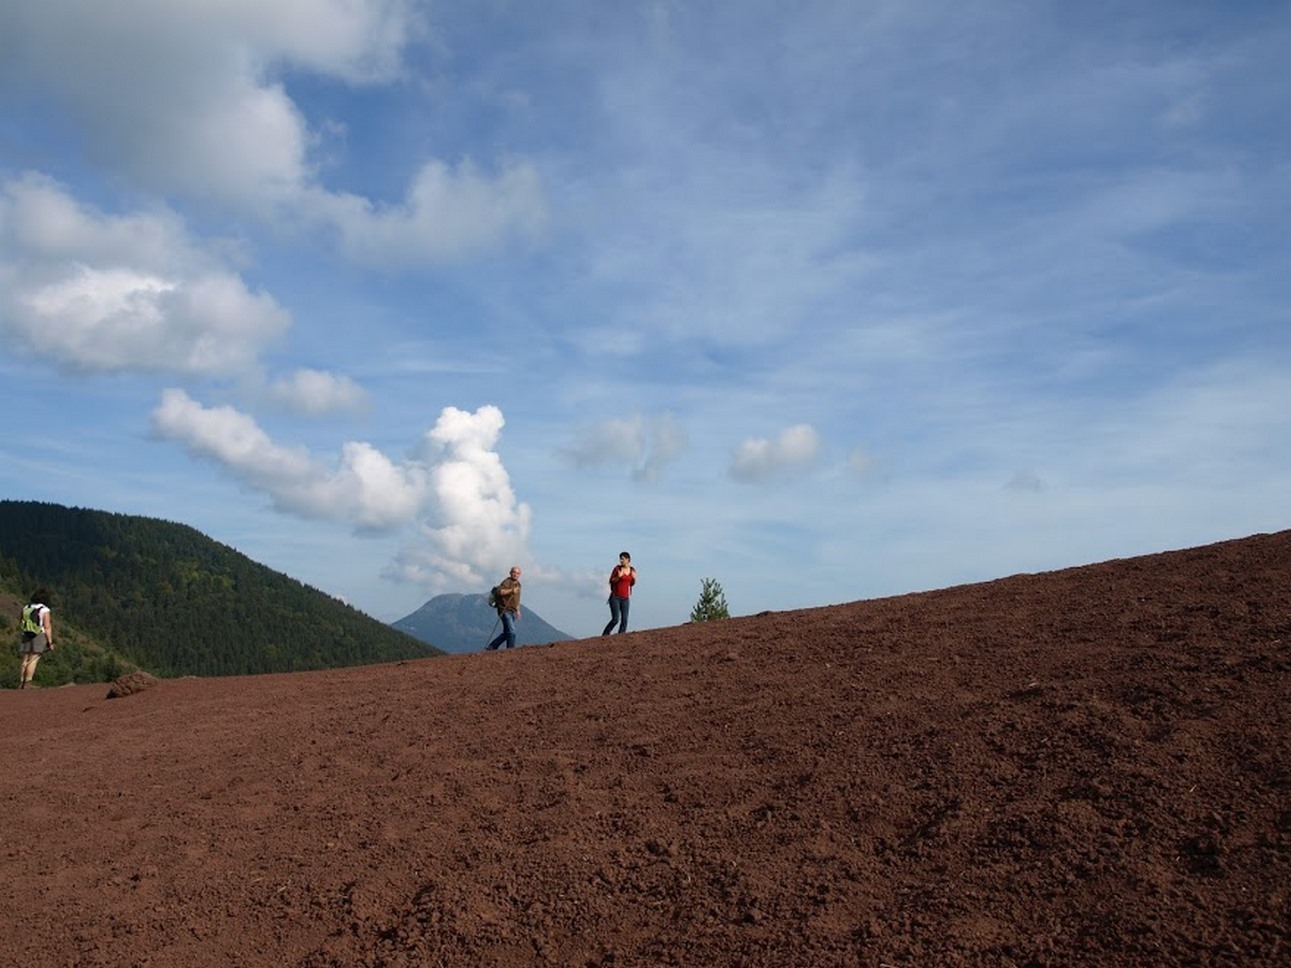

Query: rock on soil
[[105, 671, 160, 699]]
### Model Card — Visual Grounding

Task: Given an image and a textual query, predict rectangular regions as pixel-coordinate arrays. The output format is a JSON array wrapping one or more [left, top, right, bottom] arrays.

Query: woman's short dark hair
[[29, 588, 50, 605], [619, 551, 631, 560]]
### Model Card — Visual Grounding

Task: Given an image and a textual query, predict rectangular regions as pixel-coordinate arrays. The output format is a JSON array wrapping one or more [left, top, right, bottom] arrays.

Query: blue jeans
[[602, 595, 630, 635], [487, 610, 518, 649]]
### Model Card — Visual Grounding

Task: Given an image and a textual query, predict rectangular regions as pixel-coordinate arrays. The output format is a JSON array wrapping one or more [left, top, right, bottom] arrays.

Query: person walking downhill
[[18, 589, 55, 689], [602, 552, 636, 636], [486, 566, 523, 650]]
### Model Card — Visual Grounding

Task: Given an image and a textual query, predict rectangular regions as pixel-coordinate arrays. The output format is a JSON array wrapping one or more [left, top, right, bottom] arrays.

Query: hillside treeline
[[0, 501, 441, 683]]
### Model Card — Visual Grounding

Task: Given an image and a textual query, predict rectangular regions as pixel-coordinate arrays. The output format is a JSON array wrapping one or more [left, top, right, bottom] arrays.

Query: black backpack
[[486, 586, 501, 608]]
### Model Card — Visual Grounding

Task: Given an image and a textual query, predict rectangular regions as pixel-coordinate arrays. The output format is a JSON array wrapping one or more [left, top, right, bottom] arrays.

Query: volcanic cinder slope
[[2, 531, 1288, 967]]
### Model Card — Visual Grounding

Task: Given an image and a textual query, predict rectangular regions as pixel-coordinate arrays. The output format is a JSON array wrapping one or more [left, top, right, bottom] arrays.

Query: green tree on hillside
[[0, 500, 439, 682], [690, 577, 730, 622]]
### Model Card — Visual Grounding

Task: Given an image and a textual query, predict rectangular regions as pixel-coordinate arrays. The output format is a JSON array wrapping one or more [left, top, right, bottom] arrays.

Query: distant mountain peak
[[393, 593, 574, 653]]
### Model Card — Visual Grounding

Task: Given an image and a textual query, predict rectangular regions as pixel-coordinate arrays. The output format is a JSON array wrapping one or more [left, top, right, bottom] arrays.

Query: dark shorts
[[19, 633, 48, 655]]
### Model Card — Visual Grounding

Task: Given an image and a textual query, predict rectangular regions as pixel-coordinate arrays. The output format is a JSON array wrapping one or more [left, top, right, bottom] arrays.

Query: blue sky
[[2, 1, 1288, 640]]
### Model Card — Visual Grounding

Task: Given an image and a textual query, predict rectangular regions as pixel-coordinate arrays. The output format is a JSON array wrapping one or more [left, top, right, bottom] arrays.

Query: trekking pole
[[482, 615, 500, 651]]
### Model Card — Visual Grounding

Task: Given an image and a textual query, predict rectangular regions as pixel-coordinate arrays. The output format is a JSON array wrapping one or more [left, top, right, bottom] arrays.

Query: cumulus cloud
[[389, 405, 533, 589], [0, 175, 290, 374], [560, 411, 688, 482], [151, 388, 428, 531], [0, 0, 408, 204], [151, 391, 532, 589], [266, 368, 369, 415], [729, 423, 821, 482], [0, 0, 545, 265]]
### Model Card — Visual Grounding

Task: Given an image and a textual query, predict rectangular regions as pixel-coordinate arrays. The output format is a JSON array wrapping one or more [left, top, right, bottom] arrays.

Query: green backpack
[[21, 604, 45, 638]]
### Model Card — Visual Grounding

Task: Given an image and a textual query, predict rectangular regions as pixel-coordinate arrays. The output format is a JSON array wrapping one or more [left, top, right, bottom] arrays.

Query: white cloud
[[730, 423, 821, 482], [150, 390, 535, 591], [314, 159, 548, 268], [0, 0, 545, 265], [151, 389, 313, 480], [562, 417, 642, 467], [391, 405, 533, 589], [151, 388, 428, 531], [560, 411, 689, 482], [0, 175, 290, 374], [266, 368, 368, 415], [0, 0, 410, 201]]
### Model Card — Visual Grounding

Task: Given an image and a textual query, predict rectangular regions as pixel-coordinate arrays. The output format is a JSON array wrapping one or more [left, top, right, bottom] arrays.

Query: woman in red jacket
[[601, 552, 636, 635]]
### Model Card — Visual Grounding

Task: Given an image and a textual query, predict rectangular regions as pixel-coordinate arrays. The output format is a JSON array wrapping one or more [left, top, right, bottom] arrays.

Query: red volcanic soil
[[2, 532, 1288, 967]]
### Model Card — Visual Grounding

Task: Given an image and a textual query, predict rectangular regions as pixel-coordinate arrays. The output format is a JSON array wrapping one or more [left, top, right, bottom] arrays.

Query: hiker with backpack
[[601, 552, 636, 635], [18, 589, 55, 689], [485, 566, 523, 650]]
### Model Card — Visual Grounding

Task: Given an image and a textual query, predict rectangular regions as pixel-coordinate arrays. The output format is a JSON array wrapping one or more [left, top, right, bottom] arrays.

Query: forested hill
[[0, 501, 442, 681]]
